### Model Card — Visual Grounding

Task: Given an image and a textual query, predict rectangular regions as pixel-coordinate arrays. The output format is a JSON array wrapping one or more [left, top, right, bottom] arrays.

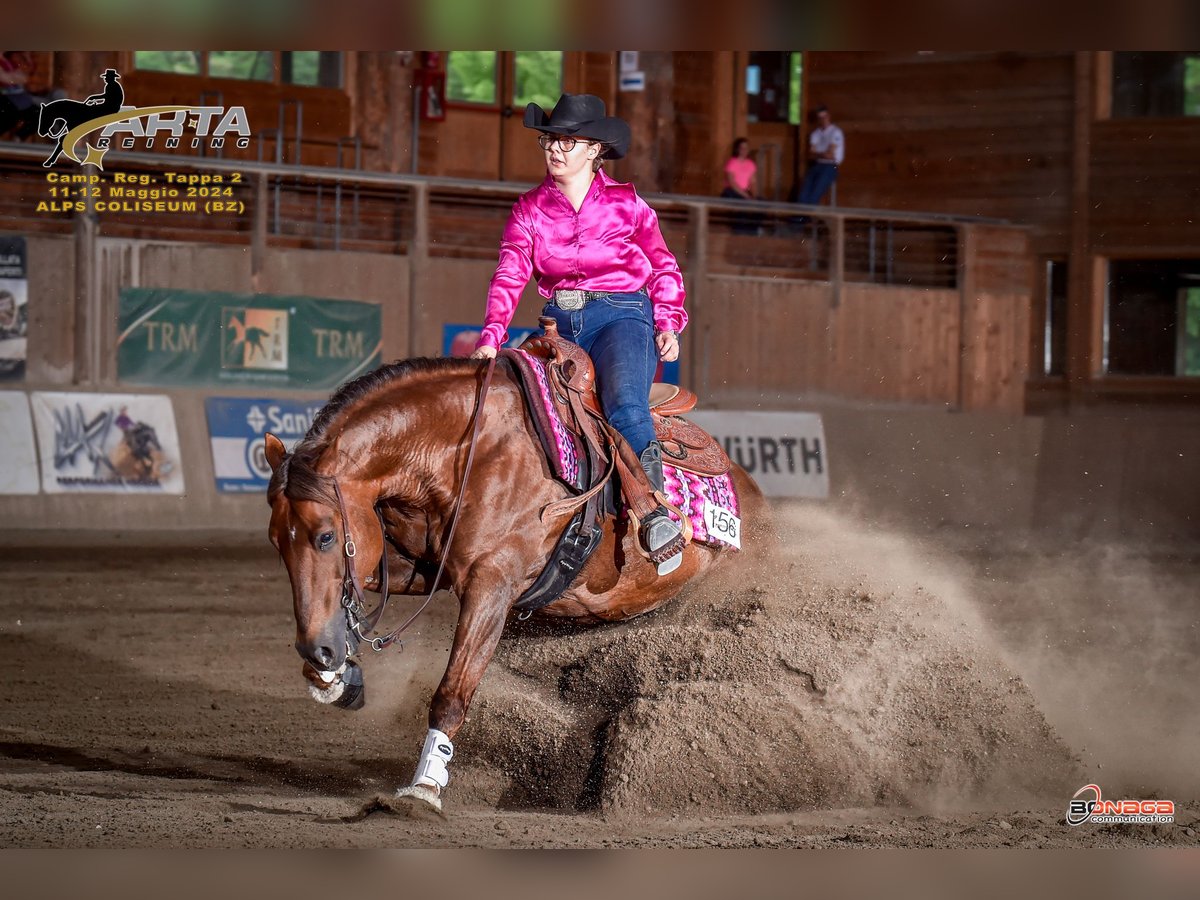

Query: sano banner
[[117, 288, 382, 390], [205, 396, 324, 493], [686, 411, 828, 499], [30, 391, 185, 494]]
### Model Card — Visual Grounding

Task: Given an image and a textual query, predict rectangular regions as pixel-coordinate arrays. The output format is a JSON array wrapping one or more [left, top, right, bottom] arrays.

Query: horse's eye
[[317, 531, 335, 550]]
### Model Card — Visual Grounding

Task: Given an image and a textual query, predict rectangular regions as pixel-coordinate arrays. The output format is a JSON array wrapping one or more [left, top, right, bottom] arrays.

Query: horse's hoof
[[393, 784, 445, 819]]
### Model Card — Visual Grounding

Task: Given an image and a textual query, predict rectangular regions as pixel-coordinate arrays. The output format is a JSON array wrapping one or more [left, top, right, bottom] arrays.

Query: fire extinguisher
[[417, 53, 446, 122]]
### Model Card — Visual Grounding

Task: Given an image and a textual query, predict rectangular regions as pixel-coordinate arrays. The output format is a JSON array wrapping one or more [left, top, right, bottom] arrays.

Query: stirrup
[[636, 505, 686, 576]]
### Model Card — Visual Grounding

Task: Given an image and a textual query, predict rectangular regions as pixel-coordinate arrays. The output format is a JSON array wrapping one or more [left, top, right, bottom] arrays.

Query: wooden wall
[[692, 220, 1030, 412], [962, 226, 1034, 413], [1089, 118, 1200, 255], [670, 53, 735, 197], [803, 52, 1076, 258], [44, 51, 1200, 411]]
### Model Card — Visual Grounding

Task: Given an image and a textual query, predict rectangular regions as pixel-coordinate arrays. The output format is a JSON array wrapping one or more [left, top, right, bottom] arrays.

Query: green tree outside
[[1184, 288, 1200, 375], [514, 51, 562, 109], [447, 51, 498, 104]]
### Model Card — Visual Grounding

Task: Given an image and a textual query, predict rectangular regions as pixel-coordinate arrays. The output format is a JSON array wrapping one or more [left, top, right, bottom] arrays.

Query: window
[[746, 51, 802, 125], [207, 52, 273, 82], [446, 51, 498, 105], [1112, 51, 1200, 118], [282, 52, 342, 88], [1180, 288, 1200, 375], [132, 51, 342, 88], [1106, 260, 1200, 376], [513, 51, 562, 109], [1043, 260, 1068, 376], [134, 51, 202, 76]]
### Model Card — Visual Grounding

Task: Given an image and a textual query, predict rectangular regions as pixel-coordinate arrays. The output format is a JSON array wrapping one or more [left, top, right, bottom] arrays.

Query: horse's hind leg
[[393, 586, 510, 814]]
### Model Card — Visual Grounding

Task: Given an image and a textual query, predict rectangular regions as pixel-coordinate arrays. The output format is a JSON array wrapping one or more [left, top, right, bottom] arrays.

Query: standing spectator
[[721, 137, 757, 200], [798, 104, 844, 206]]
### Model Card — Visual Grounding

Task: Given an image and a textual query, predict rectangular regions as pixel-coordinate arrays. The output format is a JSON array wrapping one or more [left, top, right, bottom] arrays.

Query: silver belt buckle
[[556, 289, 584, 311]]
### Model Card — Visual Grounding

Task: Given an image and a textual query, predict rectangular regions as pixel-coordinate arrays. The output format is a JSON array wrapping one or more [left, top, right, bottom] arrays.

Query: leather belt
[[552, 287, 647, 311]]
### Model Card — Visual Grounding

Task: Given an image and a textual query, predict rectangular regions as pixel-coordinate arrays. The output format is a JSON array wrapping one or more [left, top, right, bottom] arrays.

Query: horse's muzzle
[[302, 659, 365, 711]]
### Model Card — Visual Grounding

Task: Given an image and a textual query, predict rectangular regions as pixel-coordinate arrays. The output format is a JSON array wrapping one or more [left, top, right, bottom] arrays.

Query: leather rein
[[329, 357, 497, 654]]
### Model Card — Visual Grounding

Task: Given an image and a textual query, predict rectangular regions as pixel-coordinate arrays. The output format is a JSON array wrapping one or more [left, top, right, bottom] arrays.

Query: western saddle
[[500, 317, 731, 613]]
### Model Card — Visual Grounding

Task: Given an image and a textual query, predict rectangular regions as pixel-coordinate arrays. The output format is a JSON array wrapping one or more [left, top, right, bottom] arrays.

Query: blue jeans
[[799, 163, 838, 205], [541, 292, 658, 456]]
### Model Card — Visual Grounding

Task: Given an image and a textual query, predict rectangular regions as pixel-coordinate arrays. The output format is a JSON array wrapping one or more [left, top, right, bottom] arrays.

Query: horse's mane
[[267, 356, 480, 507]]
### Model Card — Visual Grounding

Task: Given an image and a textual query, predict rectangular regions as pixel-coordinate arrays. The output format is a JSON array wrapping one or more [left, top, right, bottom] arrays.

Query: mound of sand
[[448, 508, 1081, 815]]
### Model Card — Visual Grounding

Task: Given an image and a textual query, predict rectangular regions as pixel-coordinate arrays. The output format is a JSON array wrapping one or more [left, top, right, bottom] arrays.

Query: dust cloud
[[451, 502, 1086, 815]]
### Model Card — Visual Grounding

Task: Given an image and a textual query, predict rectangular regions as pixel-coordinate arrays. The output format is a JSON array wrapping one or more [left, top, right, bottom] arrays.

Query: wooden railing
[[1, 141, 1003, 288]]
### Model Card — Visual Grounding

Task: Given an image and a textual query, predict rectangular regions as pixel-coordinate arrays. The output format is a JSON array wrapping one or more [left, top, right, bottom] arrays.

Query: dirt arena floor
[[1, 506, 1197, 848]]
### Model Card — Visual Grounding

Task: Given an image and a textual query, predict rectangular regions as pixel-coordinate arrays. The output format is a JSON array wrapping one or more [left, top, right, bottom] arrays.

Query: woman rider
[[470, 93, 687, 575]]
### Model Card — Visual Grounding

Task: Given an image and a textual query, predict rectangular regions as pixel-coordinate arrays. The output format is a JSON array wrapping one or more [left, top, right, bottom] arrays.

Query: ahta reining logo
[[37, 68, 251, 170]]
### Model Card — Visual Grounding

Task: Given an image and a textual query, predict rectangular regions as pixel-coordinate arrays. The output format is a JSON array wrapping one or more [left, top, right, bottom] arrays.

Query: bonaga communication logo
[[1066, 783, 1175, 827], [38, 68, 250, 170]]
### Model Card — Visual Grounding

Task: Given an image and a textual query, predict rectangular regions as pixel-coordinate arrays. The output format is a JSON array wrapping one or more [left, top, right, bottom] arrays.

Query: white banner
[[0, 235, 27, 381], [30, 392, 185, 494], [687, 411, 829, 499], [0, 391, 38, 494]]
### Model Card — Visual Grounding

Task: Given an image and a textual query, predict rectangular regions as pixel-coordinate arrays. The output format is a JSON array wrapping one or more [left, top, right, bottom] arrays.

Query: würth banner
[[686, 411, 828, 499]]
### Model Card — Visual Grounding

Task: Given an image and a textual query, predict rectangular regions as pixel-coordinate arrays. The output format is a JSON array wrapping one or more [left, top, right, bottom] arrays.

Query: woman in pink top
[[470, 93, 687, 574], [722, 137, 757, 200]]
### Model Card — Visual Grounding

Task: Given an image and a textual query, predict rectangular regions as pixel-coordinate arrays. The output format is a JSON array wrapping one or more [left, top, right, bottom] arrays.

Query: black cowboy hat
[[523, 93, 631, 160]]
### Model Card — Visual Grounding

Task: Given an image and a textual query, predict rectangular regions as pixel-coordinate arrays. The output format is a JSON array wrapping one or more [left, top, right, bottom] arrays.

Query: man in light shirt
[[798, 104, 844, 206]]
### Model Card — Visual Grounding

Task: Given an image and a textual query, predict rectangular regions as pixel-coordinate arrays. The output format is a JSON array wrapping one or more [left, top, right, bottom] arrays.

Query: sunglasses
[[537, 133, 594, 152]]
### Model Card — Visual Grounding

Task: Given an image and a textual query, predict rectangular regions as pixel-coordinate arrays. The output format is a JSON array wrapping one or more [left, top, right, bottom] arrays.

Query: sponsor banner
[[205, 396, 324, 493], [117, 288, 381, 390], [0, 236, 28, 381], [443, 323, 537, 358], [686, 410, 828, 499], [30, 391, 184, 494], [0, 391, 39, 494], [442, 322, 681, 383]]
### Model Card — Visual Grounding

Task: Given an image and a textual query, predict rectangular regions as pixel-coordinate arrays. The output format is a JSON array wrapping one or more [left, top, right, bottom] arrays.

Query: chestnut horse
[[264, 357, 767, 813]]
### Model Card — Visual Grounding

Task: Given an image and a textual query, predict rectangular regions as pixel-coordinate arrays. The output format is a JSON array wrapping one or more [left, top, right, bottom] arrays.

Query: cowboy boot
[[638, 441, 684, 576]]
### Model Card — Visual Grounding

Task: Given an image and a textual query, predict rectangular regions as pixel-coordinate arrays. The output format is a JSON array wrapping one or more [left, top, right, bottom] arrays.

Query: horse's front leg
[[43, 138, 66, 168], [394, 583, 509, 813]]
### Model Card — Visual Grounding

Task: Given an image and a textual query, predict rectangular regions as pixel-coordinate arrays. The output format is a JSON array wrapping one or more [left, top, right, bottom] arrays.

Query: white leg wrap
[[412, 728, 454, 790]]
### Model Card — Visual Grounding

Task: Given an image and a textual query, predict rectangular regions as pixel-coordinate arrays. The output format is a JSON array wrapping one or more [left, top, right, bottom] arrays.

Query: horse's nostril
[[315, 646, 335, 669]]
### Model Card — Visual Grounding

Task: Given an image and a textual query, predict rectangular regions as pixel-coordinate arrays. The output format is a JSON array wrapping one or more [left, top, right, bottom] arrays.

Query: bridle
[[328, 357, 497, 654]]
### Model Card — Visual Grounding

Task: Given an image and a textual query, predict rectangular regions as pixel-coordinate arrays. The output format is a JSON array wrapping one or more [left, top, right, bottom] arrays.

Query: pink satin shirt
[[476, 169, 688, 350]]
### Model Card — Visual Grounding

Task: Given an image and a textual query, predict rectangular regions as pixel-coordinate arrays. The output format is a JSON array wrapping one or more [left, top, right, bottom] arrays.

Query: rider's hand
[[656, 330, 679, 363], [470, 345, 497, 360]]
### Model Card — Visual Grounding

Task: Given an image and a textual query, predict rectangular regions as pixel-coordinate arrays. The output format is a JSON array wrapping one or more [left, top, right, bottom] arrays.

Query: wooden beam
[[956, 225, 974, 410], [408, 181, 430, 359], [1066, 51, 1096, 387], [72, 205, 98, 386]]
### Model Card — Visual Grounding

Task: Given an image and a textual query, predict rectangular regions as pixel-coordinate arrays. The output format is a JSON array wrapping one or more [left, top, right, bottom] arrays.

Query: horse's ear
[[264, 433, 287, 473]]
